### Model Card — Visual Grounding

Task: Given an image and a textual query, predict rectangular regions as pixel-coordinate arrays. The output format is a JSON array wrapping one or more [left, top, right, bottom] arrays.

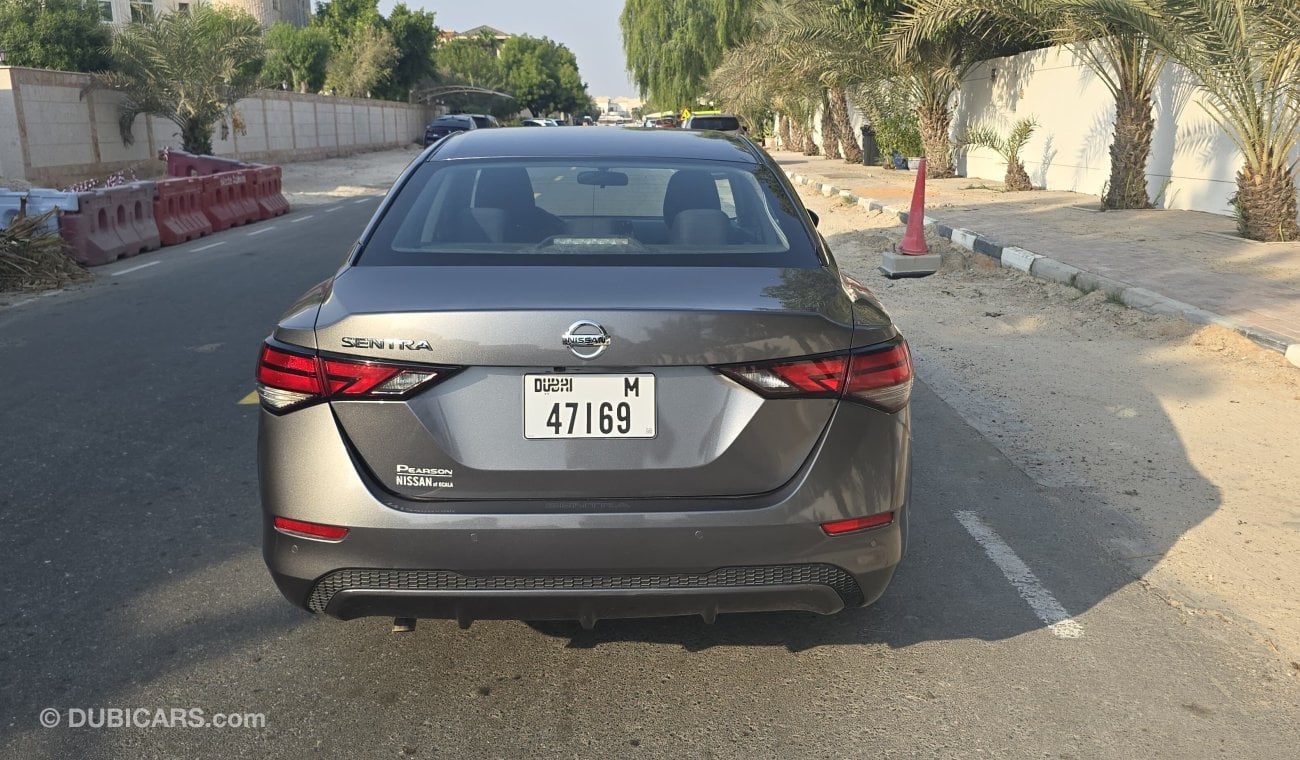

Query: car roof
[[427, 127, 762, 164]]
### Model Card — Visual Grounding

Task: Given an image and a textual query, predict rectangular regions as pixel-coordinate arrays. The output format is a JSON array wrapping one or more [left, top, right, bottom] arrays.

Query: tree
[[894, 1, 1164, 209], [376, 4, 439, 101], [263, 22, 331, 93], [0, 0, 112, 73], [1094, 0, 1299, 241], [709, 2, 849, 157], [957, 116, 1040, 191], [314, 0, 383, 49], [498, 36, 589, 117], [439, 36, 504, 90], [776, 0, 985, 177], [437, 36, 516, 117], [720, 0, 986, 176], [621, 0, 757, 109], [325, 24, 398, 98], [97, 3, 264, 155]]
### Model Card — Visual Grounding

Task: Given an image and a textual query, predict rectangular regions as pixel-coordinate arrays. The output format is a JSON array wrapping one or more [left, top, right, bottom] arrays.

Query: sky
[[376, 1, 639, 99]]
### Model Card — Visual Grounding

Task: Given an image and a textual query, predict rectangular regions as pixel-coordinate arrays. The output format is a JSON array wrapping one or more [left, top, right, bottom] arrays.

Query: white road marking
[[192, 242, 225, 252], [111, 261, 161, 277], [955, 510, 1085, 639], [288, 214, 315, 223], [352, 198, 372, 204], [9, 298, 36, 308], [247, 226, 276, 236]]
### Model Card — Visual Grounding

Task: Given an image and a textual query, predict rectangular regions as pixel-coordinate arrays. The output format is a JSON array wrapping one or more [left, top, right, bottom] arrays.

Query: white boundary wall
[[797, 43, 1300, 220], [0, 66, 434, 186]]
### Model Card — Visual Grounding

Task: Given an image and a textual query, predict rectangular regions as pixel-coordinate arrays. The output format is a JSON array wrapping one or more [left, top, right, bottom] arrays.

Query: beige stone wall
[[0, 67, 433, 187]]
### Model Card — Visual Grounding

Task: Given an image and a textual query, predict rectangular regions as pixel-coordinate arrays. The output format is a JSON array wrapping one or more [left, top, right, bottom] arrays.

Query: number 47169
[[546, 401, 632, 435]]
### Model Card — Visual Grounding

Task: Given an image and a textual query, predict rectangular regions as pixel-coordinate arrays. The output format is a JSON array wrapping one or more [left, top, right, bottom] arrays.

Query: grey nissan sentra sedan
[[257, 127, 913, 628]]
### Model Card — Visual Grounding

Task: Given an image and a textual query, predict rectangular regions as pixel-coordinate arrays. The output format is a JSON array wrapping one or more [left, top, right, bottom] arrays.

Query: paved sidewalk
[[771, 151, 1300, 365]]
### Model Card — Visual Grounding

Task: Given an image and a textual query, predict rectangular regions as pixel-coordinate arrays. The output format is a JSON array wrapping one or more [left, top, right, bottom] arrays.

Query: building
[[439, 25, 513, 56], [594, 96, 643, 122], [96, 0, 311, 28], [448, 25, 512, 44]]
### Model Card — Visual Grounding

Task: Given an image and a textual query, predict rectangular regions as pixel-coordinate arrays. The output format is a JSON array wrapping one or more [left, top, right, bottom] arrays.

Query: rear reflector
[[256, 343, 459, 413], [822, 512, 895, 536], [273, 517, 349, 542], [715, 340, 913, 412]]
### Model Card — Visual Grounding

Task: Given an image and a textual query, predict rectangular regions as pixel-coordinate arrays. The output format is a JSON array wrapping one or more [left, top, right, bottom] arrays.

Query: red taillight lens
[[256, 343, 457, 412], [844, 341, 913, 412], [715, 340, 912, 412], [320, 358, 401, 395], [273, 516, 349, 542], [822, 512, 894, 535], [257, 344, 322, 395], [721, 355, 848, 397]]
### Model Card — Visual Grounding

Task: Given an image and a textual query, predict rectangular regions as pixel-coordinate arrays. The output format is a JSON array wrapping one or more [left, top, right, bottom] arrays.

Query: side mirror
[[807, 209, 819, 227]]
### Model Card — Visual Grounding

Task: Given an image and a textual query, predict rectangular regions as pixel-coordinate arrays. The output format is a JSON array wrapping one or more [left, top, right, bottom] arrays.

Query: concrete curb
[[785, 170, 1300, 367]]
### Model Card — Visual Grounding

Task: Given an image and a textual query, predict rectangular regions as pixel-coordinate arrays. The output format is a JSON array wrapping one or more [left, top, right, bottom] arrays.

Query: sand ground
[[799, 187, 1300, 665]]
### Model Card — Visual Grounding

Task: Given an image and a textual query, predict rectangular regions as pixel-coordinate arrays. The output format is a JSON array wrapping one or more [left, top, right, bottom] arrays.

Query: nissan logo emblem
[[562, 320, 611, 359]]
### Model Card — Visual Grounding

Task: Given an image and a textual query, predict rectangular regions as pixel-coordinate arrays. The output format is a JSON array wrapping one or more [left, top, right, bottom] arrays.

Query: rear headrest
[[474, 167, 537, 211], [663, 169, 720, 225], [670, 208, 730, 245]]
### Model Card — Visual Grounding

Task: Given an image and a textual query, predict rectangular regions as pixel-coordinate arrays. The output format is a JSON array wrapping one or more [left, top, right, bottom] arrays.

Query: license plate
[[523, 374, 656, 439]]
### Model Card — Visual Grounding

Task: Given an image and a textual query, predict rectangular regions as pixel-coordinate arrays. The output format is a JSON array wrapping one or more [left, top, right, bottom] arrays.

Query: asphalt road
[[1, 193, 1298, 759]]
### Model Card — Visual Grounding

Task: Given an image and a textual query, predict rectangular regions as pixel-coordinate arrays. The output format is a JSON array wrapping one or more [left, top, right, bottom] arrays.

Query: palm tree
[[1093, 0, 1299, 240], [829, 86, 864, 163], [709, 1, 826, 155], [957, 116, 1040, 190], [96, 3, 264, 155], [894, 0, 1165, 209], [775, 1, 980, 178]]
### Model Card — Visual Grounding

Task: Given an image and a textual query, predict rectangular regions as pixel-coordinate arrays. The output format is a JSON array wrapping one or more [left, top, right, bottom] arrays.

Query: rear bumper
[[275, 564, 898, 625], [265, 510, 904, 621], [260, 399, 910, 624]]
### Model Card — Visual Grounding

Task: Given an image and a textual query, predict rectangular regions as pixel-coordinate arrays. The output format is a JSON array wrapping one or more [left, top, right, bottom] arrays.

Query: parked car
[[521, 118, 559, 127], [423, 113, 500, 146], [258, 127, 913, 628], [682, 113, 745, 136]]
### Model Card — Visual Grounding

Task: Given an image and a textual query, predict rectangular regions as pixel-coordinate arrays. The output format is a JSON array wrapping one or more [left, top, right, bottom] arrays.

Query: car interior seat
[[663, 169, 730, 245], [470, 167, 566, 244]]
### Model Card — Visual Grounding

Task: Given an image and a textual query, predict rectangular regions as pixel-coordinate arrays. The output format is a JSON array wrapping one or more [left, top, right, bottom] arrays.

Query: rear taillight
[[256, 343, 458, 413], [715, 340, 912, 412], [843, 341, 912, 412]]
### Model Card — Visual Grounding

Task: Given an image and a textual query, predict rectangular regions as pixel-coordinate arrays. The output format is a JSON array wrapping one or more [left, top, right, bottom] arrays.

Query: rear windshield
[[689, 117, 741, 132], [358, 158, 818, 267], [430, 117, 471, 128], [470, 115, 494, 128]]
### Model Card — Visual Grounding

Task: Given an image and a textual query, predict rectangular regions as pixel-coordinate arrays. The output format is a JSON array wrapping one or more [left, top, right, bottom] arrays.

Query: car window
[[432, 116, 471, 128], [359, 159, 817, 268], [688, 116, 741, 132], [470, 115, 493, 128]]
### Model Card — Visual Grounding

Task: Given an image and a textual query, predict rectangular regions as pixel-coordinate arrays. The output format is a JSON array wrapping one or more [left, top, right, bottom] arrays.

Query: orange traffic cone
[[898, 158, 929, 255], [880, 157, 940, 278]]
